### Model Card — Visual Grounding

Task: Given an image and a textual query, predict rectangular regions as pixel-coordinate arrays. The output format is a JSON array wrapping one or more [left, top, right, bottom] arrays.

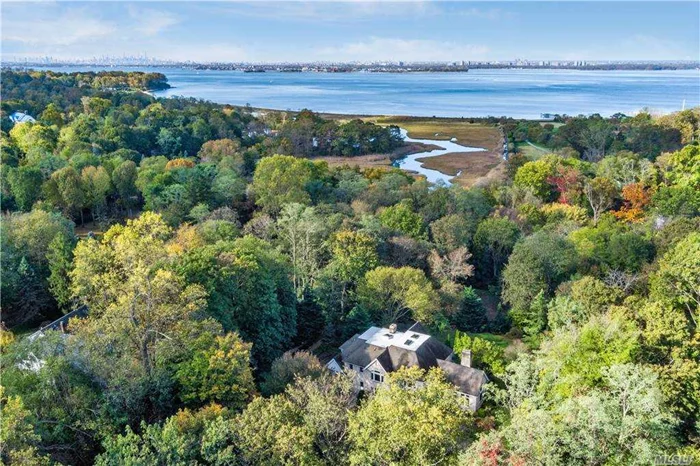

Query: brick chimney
[[461, 349, 472, 368]]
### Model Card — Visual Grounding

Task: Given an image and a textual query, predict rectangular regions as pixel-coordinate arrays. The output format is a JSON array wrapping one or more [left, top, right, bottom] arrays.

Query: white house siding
[[458, 392, 481, 412]]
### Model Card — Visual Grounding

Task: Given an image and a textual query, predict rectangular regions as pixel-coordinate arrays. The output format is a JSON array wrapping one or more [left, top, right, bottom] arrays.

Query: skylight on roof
[[405, 339, 414, 345], [411, 333, 420, 338]]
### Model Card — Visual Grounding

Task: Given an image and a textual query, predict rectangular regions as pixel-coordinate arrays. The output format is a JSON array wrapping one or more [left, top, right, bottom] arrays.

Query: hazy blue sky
[[2, 1, 699, 62]]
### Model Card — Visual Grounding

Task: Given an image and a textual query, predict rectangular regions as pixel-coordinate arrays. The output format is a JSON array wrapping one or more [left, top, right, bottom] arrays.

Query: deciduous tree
[[348, 367, 471, 466], [357, 266, 440, 325]]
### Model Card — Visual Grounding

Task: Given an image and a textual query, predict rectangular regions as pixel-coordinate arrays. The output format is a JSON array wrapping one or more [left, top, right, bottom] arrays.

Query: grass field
[[467, 333, 512, 348], [377, 117, 503, 150], [515, 141, 551, 159]]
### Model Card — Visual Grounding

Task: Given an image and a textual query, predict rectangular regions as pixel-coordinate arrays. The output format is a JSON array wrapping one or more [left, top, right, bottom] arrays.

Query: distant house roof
[[437, 359, 489, 396], [9, 111, 36, 124], [27, 305, 89, 342]]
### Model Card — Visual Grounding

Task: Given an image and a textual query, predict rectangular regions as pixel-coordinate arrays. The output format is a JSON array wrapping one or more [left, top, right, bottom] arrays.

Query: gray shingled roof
[[407, 321, 430, 334], [340, 337, 387, 368], [339, 322, 453, 373], [437, 359, 489, 396]]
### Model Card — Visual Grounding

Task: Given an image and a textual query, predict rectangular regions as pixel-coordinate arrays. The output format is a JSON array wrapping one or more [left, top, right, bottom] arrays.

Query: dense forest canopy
[[1, 70, 699, 466]]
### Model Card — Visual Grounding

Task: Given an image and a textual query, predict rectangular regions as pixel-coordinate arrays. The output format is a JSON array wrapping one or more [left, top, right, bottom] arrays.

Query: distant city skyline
[[2, 2, 699, 63], [6, 55, 698, 67]]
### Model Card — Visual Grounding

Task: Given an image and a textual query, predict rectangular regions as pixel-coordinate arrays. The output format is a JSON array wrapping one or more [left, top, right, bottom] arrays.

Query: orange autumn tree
[[165, 158, 196, 170], [614, 182, 651, 222]]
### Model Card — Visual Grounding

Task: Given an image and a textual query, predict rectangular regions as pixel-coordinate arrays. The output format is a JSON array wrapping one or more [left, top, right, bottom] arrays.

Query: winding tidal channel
[[393, 128, 487, 185]]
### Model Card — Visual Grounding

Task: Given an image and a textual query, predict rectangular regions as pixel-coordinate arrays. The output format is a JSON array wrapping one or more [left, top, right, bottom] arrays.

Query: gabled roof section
[[339, 322, 454, 373], [437, 359, 489, 396], [407, 321, 430, 334]]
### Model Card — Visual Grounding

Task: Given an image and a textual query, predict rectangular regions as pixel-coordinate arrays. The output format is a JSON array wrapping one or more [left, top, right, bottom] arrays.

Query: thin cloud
[[459, 7, 506, 20], [2, 5, 116, 46], [128, 6, 181, 36], [208, 0, 441, 22]]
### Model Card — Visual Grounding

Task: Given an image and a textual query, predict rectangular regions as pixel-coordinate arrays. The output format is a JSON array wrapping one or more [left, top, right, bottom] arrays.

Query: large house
[[327, 322, 489, 411]]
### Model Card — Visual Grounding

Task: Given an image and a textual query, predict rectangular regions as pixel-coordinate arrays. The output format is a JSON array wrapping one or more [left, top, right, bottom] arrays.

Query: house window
[[370, 372, 384, 383], [359, 367, 364, 373]]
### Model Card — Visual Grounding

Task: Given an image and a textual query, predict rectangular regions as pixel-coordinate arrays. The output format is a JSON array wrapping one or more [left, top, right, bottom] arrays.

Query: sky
[[2, 1, 699, 63]]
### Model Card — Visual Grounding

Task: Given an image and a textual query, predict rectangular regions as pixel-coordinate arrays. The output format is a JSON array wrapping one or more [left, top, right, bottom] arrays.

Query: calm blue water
[[30, 66, 700, 118]]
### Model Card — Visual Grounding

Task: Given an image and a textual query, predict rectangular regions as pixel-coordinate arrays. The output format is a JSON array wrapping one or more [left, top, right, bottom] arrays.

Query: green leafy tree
[[44, 166, 86, 222], [660, 144, 700, 189], [39, 103, 64, 127], [47, 231, 75, 311], [378, 201, 427, 240], [348, 367, 471, 466], [473, 217, 521, 282], [68, 213, 216, 427], [10, 122, 57, 154], [0, 387, 51, 466], [1, 210, 74, 326], [277, 203, 327, 299], [502, 231, 578, 330], [357, 266, 440, 325], [546, 295, 587, 330], [504, 364, 675, 466], [97, 404, 231, 466], [650, 233, 700, 326], [70, 211, 173, 313], [538, 313, 640, 395], [451, 287, 488, 332], [430, 214, 475, 251], [513, 158, 557, 201], [235, 372, 356, 465], [652, 185, 700, 218], [568, 275, 620, 316], [81, 165, 112, 220], [176, 333, 255, 410], [81, 96, 112, 117], [7, 166, 43, 211], [174, 236, 297, 369], [2, 340, 107, 465], [112, 160, 138, 215], [318, 230, 379, 321], [260, 351, 325, 396], [453, 331, 507, 377], [606, 232, 653, 273], [252, 154, 326, 213]]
